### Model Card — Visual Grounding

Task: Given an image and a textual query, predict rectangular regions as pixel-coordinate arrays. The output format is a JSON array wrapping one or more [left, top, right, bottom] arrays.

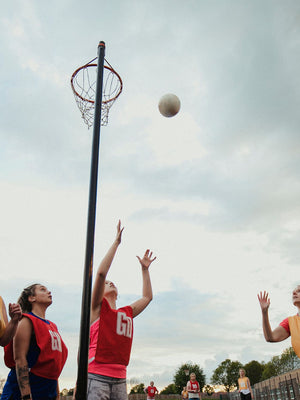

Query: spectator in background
[[145, 381, 159, 400], [187, 373, 201, 400], [238, 368, 253, 400]]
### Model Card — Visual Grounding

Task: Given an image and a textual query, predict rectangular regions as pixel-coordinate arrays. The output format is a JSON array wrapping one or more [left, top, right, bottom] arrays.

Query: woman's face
[[292, 286, 300, 307], [30, 285, 52, 306], [190, 373, 196, 381], [239, 369, 245, 377], [104, 280, 118, 297]]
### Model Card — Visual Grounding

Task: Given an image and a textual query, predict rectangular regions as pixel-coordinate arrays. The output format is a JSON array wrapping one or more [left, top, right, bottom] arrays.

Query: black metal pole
[[75, 41, 105, 400]]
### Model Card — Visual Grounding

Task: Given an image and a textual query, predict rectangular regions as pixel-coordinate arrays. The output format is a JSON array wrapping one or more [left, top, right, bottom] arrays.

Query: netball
[[158, 93, 181, 118]]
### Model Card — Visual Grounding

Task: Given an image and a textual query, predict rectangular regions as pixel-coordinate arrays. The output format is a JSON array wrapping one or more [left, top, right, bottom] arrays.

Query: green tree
[[261, 355, 281, 380], [243, 360, 264, 385], [280, 347, 300, 373], [211, 359, 242, 392], [130, 383, 145, 394], [160, 384, 177, 394], [173, 362, 206, 394]]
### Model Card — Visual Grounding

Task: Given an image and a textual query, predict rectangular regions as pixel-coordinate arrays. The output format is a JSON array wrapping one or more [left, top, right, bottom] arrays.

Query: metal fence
[[229, 369, 300, 400]]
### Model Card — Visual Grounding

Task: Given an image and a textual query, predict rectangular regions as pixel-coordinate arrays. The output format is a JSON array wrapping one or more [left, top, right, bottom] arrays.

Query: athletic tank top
[[147, 386, 157, 397], [4, 312, 68, 379], [288, 315, 300, 358], [95, 297, 133, 366]]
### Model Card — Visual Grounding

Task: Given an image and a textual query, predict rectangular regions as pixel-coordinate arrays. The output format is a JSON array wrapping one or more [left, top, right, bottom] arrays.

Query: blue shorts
[[1, 369, 57, 400]]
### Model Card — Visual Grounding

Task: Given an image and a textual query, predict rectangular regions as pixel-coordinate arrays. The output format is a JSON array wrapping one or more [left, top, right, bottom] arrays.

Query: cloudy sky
[[1, 0, 300, 392]]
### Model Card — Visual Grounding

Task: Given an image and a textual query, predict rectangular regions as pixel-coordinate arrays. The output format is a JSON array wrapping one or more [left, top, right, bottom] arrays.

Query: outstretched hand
[[137, 249, 156, 270], [115, 220, 124, 245], [257, 291, 270, 312]]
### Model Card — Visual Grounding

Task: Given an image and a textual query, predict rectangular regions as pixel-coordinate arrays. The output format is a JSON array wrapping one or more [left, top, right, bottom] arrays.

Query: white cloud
[[0, 0, 299, 392]]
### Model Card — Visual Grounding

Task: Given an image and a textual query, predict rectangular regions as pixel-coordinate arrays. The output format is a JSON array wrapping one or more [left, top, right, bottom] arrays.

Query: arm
[[0, 302, 22, 347], [14, 317, 33, 399], [187, 382, 192, 392], [247, 378, 253, 399], [90, 220, 124, 321], [257, 291, 289, 342], [130, 249, 156, 318]]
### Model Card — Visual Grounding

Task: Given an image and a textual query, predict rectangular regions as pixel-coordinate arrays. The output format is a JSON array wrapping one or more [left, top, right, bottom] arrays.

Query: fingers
[[9, 303, 22, 320], [257, 291, 269, 301], [144, 249, 156, 261]]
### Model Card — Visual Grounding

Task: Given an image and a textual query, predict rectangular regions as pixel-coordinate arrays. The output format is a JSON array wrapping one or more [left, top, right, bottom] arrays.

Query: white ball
[[158, 93, 181, 118]]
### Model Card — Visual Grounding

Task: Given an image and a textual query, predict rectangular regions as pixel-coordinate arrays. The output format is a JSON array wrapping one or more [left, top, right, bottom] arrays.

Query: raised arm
[[130, 249, 156, 318], [0, 301, 22, 347], [257, 291, 289, 342], [91, 221, 124, 318]]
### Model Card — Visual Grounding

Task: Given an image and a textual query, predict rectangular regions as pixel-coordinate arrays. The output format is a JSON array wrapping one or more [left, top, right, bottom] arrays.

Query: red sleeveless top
[[147, 386, 157, 397], [4, 313, 68, 380], [95, 297, 133, 365]]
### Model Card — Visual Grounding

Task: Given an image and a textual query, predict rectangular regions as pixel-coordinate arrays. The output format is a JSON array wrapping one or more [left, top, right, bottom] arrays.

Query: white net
[[71, 60, 122, 128]]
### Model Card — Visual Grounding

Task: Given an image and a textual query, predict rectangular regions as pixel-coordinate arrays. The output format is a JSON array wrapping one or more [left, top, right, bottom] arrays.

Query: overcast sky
[[1, 0, 300, 392]]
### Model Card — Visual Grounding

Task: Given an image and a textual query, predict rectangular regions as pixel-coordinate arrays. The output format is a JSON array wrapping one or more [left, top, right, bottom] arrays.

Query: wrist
[[22, 395, 32, 400]]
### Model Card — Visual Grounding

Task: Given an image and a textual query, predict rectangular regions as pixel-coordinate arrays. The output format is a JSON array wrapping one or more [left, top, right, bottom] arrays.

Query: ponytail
[[18, 284, 40, 313]]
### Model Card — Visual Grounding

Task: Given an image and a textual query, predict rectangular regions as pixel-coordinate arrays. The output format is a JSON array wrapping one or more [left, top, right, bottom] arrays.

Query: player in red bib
[[1, 284, 68, 400], [86, 220, 156, 400], [145, 381, 159, 400], [258, 286, 300, 357], [187, 373, 201, 400]]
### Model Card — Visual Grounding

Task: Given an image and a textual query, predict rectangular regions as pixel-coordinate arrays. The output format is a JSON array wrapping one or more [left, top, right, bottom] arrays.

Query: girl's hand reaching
[[257, 291, 270, 313], [137, 249, 156, 270], [115, 220, 124, 245]]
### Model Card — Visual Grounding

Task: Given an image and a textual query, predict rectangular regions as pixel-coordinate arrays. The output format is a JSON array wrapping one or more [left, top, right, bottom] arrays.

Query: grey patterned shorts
[[87, 373, 128, 400]]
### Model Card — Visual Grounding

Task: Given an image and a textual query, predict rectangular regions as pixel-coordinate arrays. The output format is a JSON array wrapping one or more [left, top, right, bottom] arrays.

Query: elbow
[[145, 294, 153, 305], [265, 337, 276, 343]]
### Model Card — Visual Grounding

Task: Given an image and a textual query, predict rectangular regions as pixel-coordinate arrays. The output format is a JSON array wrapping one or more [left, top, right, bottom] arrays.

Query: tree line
[[130, 347, 300, 395]]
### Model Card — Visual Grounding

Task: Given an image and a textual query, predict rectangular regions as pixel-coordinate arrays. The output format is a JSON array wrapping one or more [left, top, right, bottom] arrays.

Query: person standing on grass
[[238, 368, 253, 400], [181, 386, 189, 400], [145, 381, 159, 400], [187, 373, 201, 400]]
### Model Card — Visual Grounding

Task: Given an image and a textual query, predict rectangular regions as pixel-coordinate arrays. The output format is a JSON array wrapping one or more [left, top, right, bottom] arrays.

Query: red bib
[[4, 313, 68, 380], [147, 386, 157, 397], [95, 297, 133, 366], [189, 381, 200, 391]]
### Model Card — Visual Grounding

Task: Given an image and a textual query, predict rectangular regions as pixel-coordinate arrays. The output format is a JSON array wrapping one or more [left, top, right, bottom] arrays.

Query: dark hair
[[18, 284, 40, 312]]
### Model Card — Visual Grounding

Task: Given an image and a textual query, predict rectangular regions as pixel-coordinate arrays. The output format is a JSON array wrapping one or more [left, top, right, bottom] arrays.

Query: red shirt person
[[145, 381, 159, 400], [187, 373, 201, 400], [86, 220, 156, 400]]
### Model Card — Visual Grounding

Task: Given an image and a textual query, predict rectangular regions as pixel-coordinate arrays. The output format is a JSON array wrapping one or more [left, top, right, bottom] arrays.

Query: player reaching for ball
[[1, 284, 68, 400], [87, 220, 156, 400], [257, 286, 300, 356]]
